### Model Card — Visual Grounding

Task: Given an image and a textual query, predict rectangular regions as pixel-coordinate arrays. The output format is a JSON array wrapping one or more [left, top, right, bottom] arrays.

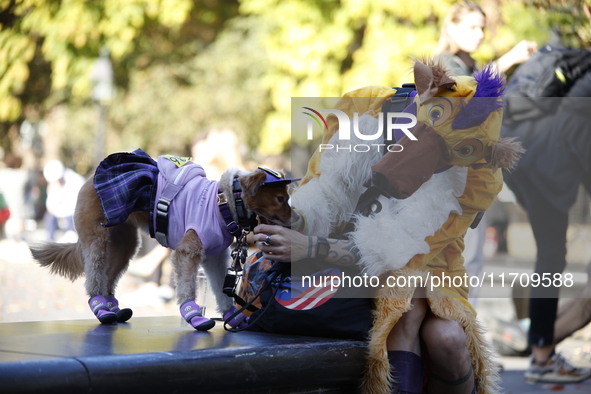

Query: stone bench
[[0, 316, 367, 393]]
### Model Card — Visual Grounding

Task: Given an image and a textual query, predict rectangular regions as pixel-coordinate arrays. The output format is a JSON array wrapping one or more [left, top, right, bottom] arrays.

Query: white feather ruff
[[291, 115, 382, 236], [292, 113, 469, 278], [352, 166, 467, 277]]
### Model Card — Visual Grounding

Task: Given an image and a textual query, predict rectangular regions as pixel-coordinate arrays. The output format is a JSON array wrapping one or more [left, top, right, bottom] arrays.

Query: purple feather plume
[[452, 64, 505, 130], [473, 64, 505, 98]]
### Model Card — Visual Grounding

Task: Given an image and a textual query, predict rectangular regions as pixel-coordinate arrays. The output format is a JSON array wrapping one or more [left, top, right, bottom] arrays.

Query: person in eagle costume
[[253, 58, 523, 394]]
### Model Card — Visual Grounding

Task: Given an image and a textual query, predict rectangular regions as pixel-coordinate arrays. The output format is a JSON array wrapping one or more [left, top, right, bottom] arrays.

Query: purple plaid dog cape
[[94, 149, 158, 233]]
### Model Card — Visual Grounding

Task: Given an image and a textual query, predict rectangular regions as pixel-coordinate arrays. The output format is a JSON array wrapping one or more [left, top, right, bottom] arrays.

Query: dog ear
[[241, 170, 268, 196], [478, 137, 525, 172]]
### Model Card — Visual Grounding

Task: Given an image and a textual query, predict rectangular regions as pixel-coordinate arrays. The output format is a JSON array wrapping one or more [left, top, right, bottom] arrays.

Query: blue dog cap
[[258, 167, 300, 186]]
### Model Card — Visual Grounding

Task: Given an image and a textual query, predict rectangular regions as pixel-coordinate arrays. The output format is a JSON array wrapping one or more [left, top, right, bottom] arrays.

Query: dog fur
[[30, 167, 292, 326]]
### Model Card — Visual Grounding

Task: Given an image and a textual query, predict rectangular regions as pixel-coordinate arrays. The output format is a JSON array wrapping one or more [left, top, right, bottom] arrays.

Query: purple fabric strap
[[217, 189, 241, 236], [154, 161, 204, 247], [218, 176, 255, 236], [388, 350, 425, 394]]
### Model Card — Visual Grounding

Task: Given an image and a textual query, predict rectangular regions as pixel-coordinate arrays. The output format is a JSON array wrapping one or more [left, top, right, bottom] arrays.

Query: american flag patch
[[273, 268, 341, 310]]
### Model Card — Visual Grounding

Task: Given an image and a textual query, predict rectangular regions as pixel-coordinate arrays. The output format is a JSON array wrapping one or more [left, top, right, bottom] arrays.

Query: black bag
[[227, 251, 374, 341], [504, 45, 591, 123]]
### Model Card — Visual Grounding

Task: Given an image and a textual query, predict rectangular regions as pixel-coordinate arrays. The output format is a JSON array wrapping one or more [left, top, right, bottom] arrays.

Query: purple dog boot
[[89, 295, 118, 324], [105, 295, 133, 323], [223, 306, 249, 329], [180, 300, 215, 331]]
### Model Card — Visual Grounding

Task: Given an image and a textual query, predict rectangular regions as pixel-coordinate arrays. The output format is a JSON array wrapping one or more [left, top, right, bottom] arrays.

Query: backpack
[[225, 250, 374, 341], [503, 45, 591, 123]]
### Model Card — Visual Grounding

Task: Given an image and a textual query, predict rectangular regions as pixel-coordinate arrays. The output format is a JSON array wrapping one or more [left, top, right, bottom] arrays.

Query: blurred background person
[[436, 1, 537, 76], [0, 191, 9, 239], [42, 159, 85, 242], [436, 0, 537, 305], [501, 49, 591, 384], [0, 153, 30, 242]]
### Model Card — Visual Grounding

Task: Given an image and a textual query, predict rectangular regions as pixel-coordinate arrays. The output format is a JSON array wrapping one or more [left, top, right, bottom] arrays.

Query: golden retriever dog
[[30, 150, 295, 330]]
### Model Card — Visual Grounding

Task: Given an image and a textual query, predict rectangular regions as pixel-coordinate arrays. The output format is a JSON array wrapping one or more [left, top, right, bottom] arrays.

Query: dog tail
[[30, 242, 84, 281]]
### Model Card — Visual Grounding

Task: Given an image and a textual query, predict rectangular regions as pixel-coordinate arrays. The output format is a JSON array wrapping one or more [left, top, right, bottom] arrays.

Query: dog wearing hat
[[30, 149, 297, 330]]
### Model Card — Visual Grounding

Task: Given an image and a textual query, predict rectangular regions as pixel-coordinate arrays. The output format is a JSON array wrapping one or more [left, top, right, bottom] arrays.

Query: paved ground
[[1, 223, 590, 393], [0, 238, 182, 323]]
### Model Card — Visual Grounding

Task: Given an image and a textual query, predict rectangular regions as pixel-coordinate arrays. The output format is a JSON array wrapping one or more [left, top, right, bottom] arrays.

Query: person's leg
[[386, 289, 427, 354], [553, 179, 591, 342], [65, 215, 74, 232], [525, 193, 591, 382], [421, 311, 475, 394], [463, 213, 487, 306], [386, 288, 427, 394], [127, 242, 171, 278], [44, 211, 58, 241], [526, 194, 567, 363]]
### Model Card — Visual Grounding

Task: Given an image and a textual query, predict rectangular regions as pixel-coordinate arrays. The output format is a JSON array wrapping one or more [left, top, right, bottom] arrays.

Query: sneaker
[[524, 353, 591, 383]]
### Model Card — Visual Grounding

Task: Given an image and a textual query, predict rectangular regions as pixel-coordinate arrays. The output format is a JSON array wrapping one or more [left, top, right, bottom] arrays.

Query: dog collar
[[217, 191, 240, 236]]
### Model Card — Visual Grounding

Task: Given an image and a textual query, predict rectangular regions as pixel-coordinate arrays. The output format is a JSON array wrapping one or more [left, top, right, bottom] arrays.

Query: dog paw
[[106, 295, 133, 323], [115, 308, 133, 323], [180, 300, 215, 331], [223, 306, 249, 329], [191, 318, 216, 331], [97, 309, 119, 324], [89, 295, 118, 324]]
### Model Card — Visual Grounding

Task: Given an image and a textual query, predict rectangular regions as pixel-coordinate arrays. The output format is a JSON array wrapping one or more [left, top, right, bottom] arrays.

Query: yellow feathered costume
[[291, 59, 523, 394]]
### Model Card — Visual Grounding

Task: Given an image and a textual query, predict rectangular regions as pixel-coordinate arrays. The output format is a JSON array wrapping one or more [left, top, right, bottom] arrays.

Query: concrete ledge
[[0, 359, 89, 394], [0, 316, 367, 393]]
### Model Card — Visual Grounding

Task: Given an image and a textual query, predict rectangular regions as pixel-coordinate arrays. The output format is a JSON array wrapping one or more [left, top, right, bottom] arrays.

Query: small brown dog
[[30, 150, 296, 330]]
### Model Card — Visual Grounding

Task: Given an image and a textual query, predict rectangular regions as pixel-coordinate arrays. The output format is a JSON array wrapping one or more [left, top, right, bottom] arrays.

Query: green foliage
[[0, 0, 240, 167], [60, 15, 269, 175], [0, 0, 236, 120], [0, 29, 35, 119], [120, 17, 269, 150], [1, 0, 589, 170], [242, 0, 551, 155]]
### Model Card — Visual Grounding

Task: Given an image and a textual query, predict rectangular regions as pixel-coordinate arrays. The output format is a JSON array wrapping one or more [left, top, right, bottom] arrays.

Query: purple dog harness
[[152, 155, 233, 253]]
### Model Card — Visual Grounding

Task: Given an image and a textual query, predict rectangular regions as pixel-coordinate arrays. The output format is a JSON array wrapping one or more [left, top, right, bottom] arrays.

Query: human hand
[[497, 40, 538, 73], [510, 40, 538, 63], [253, 224, 311, 262]]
